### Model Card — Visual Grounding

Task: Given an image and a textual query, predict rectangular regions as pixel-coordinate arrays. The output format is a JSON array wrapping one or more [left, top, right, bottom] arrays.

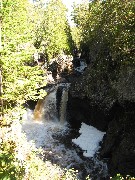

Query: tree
[[1, 0, 46, 110], [34, 0, 73, 59], [0, 0, 2, 49], [72, 0, 135, 66]]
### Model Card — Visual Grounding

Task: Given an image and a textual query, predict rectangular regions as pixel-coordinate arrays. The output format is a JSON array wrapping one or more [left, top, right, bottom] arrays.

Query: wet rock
[[110, 136, 135, 176], [72, 57, 80, 68], [33, 52, 48, 66], [56, 86, 63, 118], [47, 55, 73, 81], [67, 95, 111, 131], [67, 61, 135, 177], [25, 100, 37, 110], [101, 105, 135, 177]]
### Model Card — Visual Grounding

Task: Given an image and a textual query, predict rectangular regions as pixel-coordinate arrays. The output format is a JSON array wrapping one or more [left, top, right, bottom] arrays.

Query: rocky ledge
[[67, 63, 135, 177]]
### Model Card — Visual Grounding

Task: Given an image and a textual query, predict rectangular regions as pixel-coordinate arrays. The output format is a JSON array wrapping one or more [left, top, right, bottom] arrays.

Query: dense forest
[[0, 0, 134, 179]]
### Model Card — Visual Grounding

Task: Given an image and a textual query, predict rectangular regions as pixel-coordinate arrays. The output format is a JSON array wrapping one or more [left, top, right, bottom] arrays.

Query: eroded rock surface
[[67, 62, 135, 177]]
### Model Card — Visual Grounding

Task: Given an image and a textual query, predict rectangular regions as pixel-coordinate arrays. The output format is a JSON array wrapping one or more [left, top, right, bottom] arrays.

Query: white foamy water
[[72, 123, 105, 157], [22, 109, 66, 148], [22, 108, 85, 172], [75, 60, 87, 73], [21, 89, 107, 179]]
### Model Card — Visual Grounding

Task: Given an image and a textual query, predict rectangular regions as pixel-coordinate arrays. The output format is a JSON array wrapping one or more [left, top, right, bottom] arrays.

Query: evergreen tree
[[1, 0, 46, 109], [34, 0, 73, 59], [72, 0, 135, 66]]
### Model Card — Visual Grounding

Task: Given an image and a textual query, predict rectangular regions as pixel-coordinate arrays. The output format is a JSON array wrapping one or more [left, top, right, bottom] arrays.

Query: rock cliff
[[67, 61, 135, 177]]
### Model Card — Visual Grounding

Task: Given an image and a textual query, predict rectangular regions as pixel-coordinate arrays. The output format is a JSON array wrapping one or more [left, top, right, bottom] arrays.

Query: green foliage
[[1, 0, 47, 109], [1, 50, 46, 107], [0, 1, 77, 179], [72, 0, 135, 66], [2, 0, 34, 51], [0, 140, 25, 180], [34, 0, 74, 59], [71, 1, 135, 179], [71, 26, 82, 49], [0, 0, 46, 178]]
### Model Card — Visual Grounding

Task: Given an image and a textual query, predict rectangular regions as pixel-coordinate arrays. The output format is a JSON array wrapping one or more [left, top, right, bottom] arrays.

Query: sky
[[30, 0, 84, 13], [30, 0, 84, 8], [29, 0, 85, 25], [63, 0, 83, 10], [62, 0, 84, 25]]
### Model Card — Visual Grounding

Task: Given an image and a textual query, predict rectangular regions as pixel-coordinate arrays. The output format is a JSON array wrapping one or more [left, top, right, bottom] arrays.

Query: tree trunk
[[0, 69, 3, 118], [0, 0, 2, 49]]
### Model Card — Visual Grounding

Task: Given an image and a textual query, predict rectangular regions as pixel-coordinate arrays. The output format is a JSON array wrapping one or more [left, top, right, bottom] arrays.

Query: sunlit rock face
[[47, 55, 73, 81]]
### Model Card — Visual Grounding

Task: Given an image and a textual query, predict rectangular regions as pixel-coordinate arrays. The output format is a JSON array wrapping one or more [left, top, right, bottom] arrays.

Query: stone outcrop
[[101, 101, 135, 176], [67, 61, 135, 177], [47, 55, 73, 77]]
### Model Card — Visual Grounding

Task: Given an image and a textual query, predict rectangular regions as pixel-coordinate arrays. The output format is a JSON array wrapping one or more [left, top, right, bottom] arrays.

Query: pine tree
[[1, 0, 46, 109], [72, 0, 134, 66], [34, 0, 73, 59]]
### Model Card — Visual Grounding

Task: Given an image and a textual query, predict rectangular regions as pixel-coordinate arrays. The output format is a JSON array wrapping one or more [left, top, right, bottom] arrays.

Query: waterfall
[[43, 91, 58, 121], [33, 91, 58, 122], [33, 99, 44, 121], [59, 89, 68, 124], [56, 83, 70, 124], [22, 83, 108, 180], [33, 83, 69, 123]]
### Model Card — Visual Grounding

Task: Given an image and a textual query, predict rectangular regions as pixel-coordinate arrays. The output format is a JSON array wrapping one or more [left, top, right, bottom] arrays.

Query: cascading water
[[59, 86, 69, 124], [33, 99, 44, 121], [59, 89, 68, 124], [22, 83, 108, 180], [42, 90, 58, 121], [33, 90, 58, 122]]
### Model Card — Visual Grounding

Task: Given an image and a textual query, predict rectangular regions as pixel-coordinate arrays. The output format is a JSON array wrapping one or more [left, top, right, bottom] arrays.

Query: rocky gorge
[[34, 51, 135, 178], [66, 53, 135, 177]]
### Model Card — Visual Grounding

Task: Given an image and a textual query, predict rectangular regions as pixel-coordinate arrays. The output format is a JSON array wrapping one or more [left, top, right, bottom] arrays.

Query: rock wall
[[67, 62, 135, 177], [101, 102, 135, 176]]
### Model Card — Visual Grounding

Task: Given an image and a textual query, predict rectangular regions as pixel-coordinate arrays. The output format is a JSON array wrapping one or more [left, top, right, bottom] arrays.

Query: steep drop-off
[[67, 61, 135, 177]]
